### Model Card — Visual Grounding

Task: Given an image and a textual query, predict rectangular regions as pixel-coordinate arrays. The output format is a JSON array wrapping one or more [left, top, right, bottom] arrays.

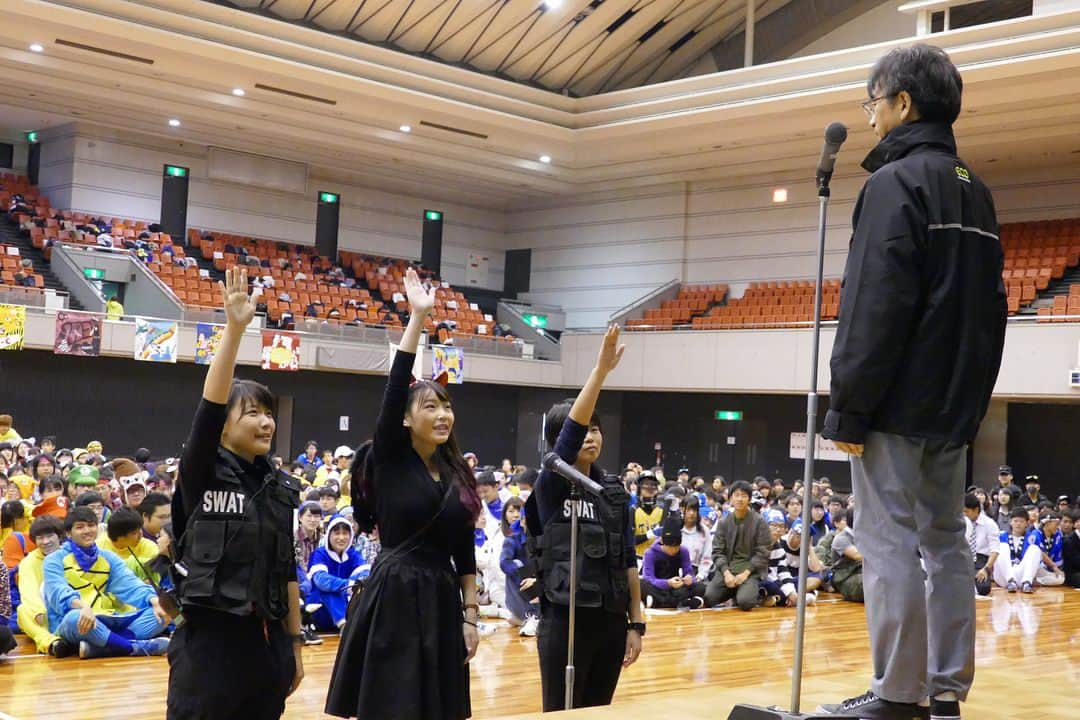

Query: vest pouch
[[182, 520, 226, 599], [575, 524, 606, 607], [218, 520, 258, 602]]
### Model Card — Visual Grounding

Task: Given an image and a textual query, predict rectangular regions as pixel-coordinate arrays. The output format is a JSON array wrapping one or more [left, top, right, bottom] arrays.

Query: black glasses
[[861, 94, 894, 118]]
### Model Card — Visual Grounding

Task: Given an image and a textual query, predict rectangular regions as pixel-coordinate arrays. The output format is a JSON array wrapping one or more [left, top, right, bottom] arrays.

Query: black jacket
[[823, 122, 1007, 445]]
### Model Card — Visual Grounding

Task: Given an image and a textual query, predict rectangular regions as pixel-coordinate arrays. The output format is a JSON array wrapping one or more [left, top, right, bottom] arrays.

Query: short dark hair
[[515, 468, 537, 489], [107, 507, 144, 541], [963, 493, 982, 511], [65, 506, 100, 531], [138, 492, 171, 518], [543, 399, 601, 450], [227, 379, 276, 417], [476, 471, 497, 488], [29, 515, 64, 542], [845, 506, 855, 530], [729, 480, 753, 500], [40, 476, 64, 494], [867, 43, 963, 125], [1, 500, 24, 528], [1010, 506, 1030, 520], [318, 486, 340, 500], [75, 492, 104, 507]]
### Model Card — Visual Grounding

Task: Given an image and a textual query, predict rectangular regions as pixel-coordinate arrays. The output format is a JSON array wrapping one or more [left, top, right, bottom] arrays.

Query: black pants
[[640, 578, 707, 608], [537, 603, 626, 712], [167, 609, 295, 720], [1066, 571, 1080, 589], [974, 554, 992, 596]]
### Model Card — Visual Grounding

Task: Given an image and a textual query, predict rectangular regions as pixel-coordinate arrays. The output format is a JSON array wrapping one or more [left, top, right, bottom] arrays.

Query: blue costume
[[307, 515, 365, 630]]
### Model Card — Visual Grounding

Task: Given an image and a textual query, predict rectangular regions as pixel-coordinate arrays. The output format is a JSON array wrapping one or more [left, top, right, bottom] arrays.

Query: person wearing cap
[[760, 508, 818, 608], [85, 440, 104, 460], [32, 478, 69, 520], [167, 267, 303, 718], [703, 480, 772, 611], [1022, 476, 1049, 507], [112, 459, 148, 510], [640, 515, 706, 610], [996, 465, 1021, 498], [0, 415, 20, 444], [1057, 496, 1072, 514], [633, 472, 664, 558], [990, 507, 1045, 593]]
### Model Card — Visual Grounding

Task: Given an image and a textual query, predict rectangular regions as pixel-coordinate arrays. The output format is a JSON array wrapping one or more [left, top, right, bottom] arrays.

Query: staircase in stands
[[0, 219, 85, 311]]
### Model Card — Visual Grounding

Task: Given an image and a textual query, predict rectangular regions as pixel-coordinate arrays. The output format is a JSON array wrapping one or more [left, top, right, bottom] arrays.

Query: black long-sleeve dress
[[325, 350, 477, 720]]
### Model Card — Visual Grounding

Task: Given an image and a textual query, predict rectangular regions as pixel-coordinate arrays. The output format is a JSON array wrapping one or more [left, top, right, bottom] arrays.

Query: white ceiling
[[1, 0, 1079, 210]]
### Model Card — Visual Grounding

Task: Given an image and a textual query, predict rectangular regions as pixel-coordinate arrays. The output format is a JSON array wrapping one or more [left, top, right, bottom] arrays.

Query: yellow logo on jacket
[[955, 166, 971, 183]]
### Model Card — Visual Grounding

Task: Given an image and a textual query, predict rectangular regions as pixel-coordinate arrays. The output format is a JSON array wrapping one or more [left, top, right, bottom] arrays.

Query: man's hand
[[463, 622, 480, 664], [623, 628, 642, 668], [835, 441, 865, 458], [288, 643, 305, 696], [975, 567, 989, 584], [520, 578, 537, 592], [733, 570, 751, 587], [723, 570, 737, 589], [150, 597, 170, 626], [667, 577, 684, 589], [77, 606, 97, 634]]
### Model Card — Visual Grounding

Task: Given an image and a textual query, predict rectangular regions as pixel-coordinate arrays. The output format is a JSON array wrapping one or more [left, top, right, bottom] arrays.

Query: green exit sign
[[523, 313, 547, 328], [715, 410, 743, 421], [319, 191, 339, 204], [164, 165, 188, 178], [26, 131, 39, 143], [83, 267, 105, 280], [424, 210, 442, 221]]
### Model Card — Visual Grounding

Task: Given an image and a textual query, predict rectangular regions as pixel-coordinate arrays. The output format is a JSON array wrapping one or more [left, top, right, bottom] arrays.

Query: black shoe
[[302, 626, 323, 646], [49, 639, 77, 658], [930, 699, 960, 720], [817, 690, 929, 719]]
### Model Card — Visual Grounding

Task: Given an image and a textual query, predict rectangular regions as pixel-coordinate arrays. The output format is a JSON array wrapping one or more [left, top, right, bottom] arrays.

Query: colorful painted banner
[[194, 323, 224, 365], [432, 345, 464, 384], [134, 319, 179, 363], [54, 311, 102, 357], [0, 304, 26, 351], [262, 330, 300, 371]]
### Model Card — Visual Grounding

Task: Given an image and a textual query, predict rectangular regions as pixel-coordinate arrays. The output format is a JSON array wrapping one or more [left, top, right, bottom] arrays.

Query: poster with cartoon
[[0, 304, 26, 351], [194, 323, 224, 365], [134, 319, 179, 363], [261, 330, 301, 371], [54, 311, 102, 357], [432, 345, 464, 384]]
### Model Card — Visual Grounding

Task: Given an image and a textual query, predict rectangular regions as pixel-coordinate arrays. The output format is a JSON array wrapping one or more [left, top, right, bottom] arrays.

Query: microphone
[[542, 452, 604, 496], [815, 122, 848, 191]]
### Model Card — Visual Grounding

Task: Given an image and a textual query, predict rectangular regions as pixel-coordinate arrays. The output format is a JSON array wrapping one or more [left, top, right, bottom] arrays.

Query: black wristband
[[627, 621, 646, 637]]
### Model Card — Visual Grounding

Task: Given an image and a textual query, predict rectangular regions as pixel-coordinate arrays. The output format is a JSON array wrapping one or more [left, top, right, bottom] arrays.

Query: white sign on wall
[[789, 432, 848, 462]]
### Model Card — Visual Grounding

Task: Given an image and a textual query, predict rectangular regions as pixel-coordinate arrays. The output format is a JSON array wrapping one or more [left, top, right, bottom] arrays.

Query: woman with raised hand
[[327, 267, 482, 720], [166, 266, 304, 720]]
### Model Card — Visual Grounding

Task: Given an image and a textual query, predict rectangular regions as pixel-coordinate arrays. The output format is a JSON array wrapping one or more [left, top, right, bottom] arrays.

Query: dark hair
[[1009, 506, 1030, 520], [963, 493, 982, 511], [29, 515, 64, 542], [410, 381, 480, 517], [845, 506, 855, 530], [515, 468, 537, 489], [75, 492, 105, 507], [828, 494, 846, 507], [476, 471, 497, 488], [304, 488, 321, 503], [729, 480, 753, 499], [785, 494, 803, 509], [543, 399, 601, 450], [867, 43, 962, 125], [318, 486, 340, 500], [1066, 509, 1080, 522], [107, 507, 144, 541], [811, 499, 824, 510], [227, 379, 276, 417], [1, 500, 24, 528], [65, 506, 99, 531], [680, 495, 701, 530], [40, 476, 64, 494], [501, 496, 526, 537], [305, 441, 318, 451], [134, 448, 151, 463], [30, 453, 56, 475], [138, 492, 171, 518], [704, 489, 721, 503]]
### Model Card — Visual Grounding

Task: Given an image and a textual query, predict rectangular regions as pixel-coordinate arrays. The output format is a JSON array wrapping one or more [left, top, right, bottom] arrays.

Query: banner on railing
[[432, 345, 464, 384], [54, 311, 102, 357], [0, 304, 26, 351], [134, 319, 179, 363], [262, 330, 300, 371], [194, 323, 224, 366]]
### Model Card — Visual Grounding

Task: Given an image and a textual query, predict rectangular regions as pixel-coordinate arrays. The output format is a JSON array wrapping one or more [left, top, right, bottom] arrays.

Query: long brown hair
[[409, 380, 480, 520]]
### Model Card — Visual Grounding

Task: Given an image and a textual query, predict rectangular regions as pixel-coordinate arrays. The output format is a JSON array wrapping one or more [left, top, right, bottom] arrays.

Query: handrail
[[608, 279, 681, 326], [57, 242, 186, 308]]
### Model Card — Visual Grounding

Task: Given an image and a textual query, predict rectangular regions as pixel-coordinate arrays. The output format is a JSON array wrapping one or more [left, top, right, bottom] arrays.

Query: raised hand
[[218, 266, 256, 328], [404, 267, 435, 316], [595, 324, 626, 375]]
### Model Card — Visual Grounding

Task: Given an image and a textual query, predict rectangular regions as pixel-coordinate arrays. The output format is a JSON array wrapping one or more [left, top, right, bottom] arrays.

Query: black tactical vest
[[174, 449, 300, 621], [532, 480, 631, 615]]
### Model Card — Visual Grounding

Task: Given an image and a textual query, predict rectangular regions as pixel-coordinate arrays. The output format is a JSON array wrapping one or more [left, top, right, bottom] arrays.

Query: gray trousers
[[850, 431, 975, 704]]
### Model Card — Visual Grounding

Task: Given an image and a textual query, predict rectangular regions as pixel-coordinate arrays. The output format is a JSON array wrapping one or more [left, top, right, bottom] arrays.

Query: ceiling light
[[542, 0, 563, 9], [539, 155, 551, 164], [772, 188, 788, 203], [168, 118, 181, 127], [399, 124, 412, 133], [29, 43, 44, 53], [232, 88, 245, 97]]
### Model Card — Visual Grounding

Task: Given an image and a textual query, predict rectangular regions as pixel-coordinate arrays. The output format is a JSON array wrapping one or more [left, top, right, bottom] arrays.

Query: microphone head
[[541, 451, 558, 469], [825, 122, 848, 146]]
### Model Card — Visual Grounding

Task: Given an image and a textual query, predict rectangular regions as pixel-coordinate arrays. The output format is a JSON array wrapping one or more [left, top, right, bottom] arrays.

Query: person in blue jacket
[[307, 515, 365, 631], [498, 497, 539, 636]]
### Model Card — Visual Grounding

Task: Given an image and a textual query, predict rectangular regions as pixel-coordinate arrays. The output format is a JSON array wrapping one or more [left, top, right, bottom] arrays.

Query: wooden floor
[[2, 587, 1078, 719]]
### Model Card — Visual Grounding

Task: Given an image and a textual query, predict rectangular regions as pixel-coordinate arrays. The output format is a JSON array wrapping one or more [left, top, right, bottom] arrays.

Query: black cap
[[660, 517, 683, 546], [1058, 495, 1071, 504], [998, 465, 1012, 475], [638, 472, 659, 487], [1025, 475, 1040, 485]]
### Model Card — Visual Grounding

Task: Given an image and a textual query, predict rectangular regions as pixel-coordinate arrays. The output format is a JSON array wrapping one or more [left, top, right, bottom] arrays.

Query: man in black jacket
[[819, 45, 1006, 720], [1062, 509, 1080, 588]]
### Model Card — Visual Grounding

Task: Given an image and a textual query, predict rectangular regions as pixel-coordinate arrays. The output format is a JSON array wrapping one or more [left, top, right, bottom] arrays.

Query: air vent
[[253, 83, 337, 106], [55, 39, 154, 65], [638, 20, 666, 43], [606, 9, 636, 34], [418, 120, 488, 140], [669, 30, 697, 53]]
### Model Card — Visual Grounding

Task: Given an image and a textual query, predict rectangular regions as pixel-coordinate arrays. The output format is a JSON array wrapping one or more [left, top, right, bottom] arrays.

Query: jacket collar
[[217, 445, 273, 485], [861, 121, 957, 173]]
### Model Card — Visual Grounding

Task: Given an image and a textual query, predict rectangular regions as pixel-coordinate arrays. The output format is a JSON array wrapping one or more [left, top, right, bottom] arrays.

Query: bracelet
[[463, 603, 479, 612], [463, 620, 477, 627]]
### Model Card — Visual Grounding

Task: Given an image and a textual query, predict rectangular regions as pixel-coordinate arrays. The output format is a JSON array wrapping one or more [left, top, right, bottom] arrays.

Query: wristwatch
[[627, 621, 646, 637]]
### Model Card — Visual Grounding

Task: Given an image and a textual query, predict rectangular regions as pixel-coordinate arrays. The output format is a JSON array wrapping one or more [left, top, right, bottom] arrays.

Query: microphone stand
[[565, 482, 580, 711], [726, 167, 858, 720]]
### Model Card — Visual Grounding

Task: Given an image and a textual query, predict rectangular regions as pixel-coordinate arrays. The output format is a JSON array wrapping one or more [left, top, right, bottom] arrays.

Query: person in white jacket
[[679, 495, 713, 582]]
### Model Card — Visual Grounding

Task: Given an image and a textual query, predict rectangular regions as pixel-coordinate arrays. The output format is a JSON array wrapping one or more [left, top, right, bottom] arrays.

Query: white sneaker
[[805, 592, 817, 606], [645, 595, 655, 609], [519, 616, 539, 637]]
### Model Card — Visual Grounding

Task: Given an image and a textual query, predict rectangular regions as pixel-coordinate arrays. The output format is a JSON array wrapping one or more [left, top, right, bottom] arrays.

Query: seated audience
[[991, 507, 1044, 593], [633, 473, 664, 558], [704, 481, 771, 611], [1063, 510, 1080, 588], [306, 515, 364, 632], [43, 507, 170, 658], [678, 495, 712, 581], [963, 493, 999, 597], [498, 498, 539, 636], [138, 492, 171, 542], [1027, 511, 1065, 587], [829, 508, 864, 603], [17, 516, 72, 656], [0, 546, 15, 656], [640, 516, 707, 610], [32, 477, 69, 520], [97, 508, 161, 584]]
